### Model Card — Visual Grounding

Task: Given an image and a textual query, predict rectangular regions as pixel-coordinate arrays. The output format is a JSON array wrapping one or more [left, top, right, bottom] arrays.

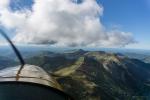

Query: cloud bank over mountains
[[0, 0, 135, 47]]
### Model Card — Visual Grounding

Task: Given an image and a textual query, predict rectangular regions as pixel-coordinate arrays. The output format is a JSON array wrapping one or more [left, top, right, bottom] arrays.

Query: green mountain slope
[[26, 50, 150, 100], [0, 56, 17, 69]]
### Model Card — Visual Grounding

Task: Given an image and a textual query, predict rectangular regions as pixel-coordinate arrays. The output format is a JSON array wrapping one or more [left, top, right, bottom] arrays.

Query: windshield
[[0, 0, 150, 100]]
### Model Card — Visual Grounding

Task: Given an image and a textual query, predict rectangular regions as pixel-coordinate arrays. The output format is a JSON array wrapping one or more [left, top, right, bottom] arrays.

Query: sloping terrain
[[0, 56, 18, 69], [24, 50, 150, 100], [143, 57, 150, 63]]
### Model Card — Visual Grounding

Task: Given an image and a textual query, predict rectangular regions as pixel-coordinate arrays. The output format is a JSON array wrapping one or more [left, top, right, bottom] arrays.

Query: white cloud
[[0, 0, 135, 47], [0, 0, 9, 9]]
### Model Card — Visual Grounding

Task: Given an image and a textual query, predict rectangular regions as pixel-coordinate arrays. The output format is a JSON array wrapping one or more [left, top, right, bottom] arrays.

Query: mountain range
[[0, 48, 150, 99], [24, 49, 150, 100]]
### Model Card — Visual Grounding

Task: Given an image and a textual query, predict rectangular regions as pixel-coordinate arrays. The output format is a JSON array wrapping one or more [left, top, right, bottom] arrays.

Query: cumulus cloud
[[0, 0, 135, 47]]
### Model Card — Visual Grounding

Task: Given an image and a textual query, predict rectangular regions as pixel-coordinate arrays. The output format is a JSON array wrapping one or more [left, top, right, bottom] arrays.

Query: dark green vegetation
[[0, 56, 18, 70], [1, 49, 150, 100], [25, 50, 150, 100]]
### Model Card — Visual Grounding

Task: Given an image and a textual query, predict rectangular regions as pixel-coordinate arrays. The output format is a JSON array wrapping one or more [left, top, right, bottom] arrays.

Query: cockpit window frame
[[0, 81, 74, 100]]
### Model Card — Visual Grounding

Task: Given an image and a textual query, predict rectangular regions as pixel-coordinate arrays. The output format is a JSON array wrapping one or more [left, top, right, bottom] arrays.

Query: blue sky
[[10, 0, 33, 11], [98, 0, 150, 49], [0, 0, 150, 50]]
